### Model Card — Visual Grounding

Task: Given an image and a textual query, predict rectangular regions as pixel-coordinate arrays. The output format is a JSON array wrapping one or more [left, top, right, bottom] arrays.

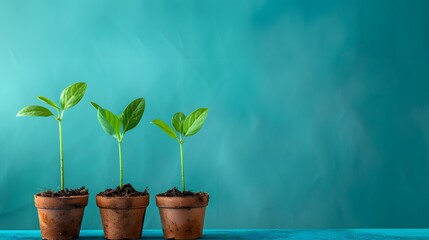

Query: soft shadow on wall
[[1, 0, 429, 229]]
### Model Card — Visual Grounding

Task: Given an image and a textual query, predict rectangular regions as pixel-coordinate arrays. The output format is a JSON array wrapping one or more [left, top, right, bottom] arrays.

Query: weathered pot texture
[[156, 193, 209, 239], [34, 194, 89, 240], [96, 195, 150, 239]]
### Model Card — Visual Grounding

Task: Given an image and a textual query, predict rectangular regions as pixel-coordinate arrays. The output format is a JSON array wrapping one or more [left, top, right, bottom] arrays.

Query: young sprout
[[17, 82, 87, 191], [91, 98, 145, 189], [151, 108, 208, 192]]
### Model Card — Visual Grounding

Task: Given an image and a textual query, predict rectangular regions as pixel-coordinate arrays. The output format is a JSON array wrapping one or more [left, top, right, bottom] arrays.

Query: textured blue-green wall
[[1, 0, 429, 229]]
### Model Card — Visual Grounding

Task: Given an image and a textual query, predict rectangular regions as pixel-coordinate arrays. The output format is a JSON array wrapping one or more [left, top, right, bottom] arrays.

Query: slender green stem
[[58, 120, 64, 191], [118, 140, 123, 189], [180, 141, 185, 192]]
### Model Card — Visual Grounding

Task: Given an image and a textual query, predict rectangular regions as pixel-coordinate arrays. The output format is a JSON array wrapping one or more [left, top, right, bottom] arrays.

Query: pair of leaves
[[91, 98, 145, 141], [152, 108, 208, 139], [152, 112, 187, 139], [16, 82, 87, 118]]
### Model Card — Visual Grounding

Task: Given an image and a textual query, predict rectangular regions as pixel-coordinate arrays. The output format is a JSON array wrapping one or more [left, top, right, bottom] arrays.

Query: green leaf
[[97, 107, 121, 140], [17, 105, 55, 117], [151, 119, 177, 139], [122, 98, 145, 134], [118, 113, 123, 125], [60, 82, 87, 110], [183, 108, 208, 137], [90, 101, 101, 110], [172, 112, 186, 134], [37, 96, 59, 110]]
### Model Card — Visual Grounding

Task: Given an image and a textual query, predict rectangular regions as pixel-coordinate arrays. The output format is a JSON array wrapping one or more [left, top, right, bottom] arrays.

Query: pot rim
[[34, 194, 89, 199], [155, 192, 209, 198], [156, 192, 209, 208], [95, 194, 150, 199], [34, 194, 89, 209], [96, 194, 150, 209]]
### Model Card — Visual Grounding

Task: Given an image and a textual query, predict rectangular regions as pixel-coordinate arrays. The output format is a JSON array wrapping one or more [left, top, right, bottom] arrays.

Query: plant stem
[[180, 141, 185, 192], [118, 140, 123, 189], [58, 120, 64, 191]]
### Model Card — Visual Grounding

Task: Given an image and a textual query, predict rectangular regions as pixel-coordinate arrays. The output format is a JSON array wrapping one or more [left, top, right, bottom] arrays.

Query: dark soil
[[97, 183, 149, 197], [36, 186, 88, 197], [157, 187, 205, 197]]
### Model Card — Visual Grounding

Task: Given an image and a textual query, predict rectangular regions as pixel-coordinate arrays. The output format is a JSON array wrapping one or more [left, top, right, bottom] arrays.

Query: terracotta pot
[[156, 193, 209, 239], [96, 195, 150, 239], [34, 194, 88, 240]]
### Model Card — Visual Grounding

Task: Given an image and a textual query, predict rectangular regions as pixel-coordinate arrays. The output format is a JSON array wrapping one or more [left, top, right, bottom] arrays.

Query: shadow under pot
[[96, 195, 150, 239], [156, 193, 209, 239], [34, 194, 89, 240]]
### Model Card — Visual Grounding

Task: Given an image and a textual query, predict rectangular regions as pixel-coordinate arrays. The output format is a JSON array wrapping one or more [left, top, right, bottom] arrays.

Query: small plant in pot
[[16, 82, 89, 239], [151, 108, 210, 239], [91, 98, 149, 240]]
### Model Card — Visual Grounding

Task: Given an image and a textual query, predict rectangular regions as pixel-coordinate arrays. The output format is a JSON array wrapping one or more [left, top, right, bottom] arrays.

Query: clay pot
[[34, 194, 88, 240], [156, 193, 209, 239], [96, 195, 150, 239]]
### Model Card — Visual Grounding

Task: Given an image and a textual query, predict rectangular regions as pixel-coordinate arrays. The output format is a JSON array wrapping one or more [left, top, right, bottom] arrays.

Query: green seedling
[[91, 98, 145, 189], [17, 82, 87, 191], [151, 108, 208, 192]]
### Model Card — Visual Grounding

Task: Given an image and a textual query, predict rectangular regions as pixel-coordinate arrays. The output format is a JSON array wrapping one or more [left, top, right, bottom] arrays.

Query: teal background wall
[[1, 0, 429, 229]]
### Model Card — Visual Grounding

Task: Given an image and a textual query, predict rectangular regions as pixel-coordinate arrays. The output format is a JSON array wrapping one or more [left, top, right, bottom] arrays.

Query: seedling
[[16, 82, 87, 191], [151, 108, 208, 192], [91, 98, 145, 189]]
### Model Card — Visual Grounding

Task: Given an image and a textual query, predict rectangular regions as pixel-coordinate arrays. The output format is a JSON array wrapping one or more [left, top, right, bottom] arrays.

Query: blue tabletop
[[1, 229, 429, 239]]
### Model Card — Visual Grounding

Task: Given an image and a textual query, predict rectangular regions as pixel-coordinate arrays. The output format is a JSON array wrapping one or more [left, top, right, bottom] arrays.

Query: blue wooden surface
[[1, 229, 429, 239]]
